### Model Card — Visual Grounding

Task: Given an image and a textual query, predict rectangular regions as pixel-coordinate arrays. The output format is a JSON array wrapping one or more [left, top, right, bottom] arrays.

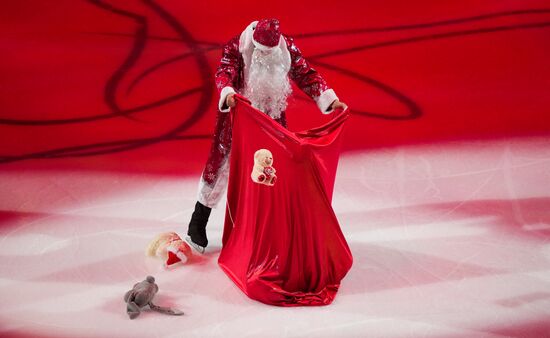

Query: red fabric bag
[[218, 96, 353, 306]]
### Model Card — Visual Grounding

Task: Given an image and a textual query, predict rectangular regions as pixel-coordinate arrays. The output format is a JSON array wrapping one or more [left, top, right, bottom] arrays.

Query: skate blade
[[185, 236, 205, 254]]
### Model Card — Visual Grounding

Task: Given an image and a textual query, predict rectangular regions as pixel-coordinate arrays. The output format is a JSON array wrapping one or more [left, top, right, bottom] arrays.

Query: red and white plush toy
[[251, 149, 277, 186], [146, 232, 192, 266]]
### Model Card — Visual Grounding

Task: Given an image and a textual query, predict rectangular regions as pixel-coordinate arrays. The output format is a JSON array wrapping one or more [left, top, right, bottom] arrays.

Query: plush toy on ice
[[124, 276, 184, 319], [146, 232, 192, 266], [251, 148, 277, 186]]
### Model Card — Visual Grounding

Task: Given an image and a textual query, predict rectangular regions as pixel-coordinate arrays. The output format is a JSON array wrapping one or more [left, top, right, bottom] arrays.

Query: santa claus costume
[[186, 18, 341, 253]]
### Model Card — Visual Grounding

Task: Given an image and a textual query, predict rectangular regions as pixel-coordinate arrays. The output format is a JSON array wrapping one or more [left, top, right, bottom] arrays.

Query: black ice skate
[[186, 201, 211, 254]]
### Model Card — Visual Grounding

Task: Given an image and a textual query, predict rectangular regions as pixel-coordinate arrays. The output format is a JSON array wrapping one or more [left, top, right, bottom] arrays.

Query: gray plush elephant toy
[[124, 276, 184, 319]]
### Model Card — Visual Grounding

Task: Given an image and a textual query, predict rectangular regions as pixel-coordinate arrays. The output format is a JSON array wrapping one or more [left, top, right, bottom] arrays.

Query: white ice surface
[[1, 136, 549, 338]]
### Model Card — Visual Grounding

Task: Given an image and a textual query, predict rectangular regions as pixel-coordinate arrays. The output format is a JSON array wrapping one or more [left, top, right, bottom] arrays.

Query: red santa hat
[[252, 18, 281, 51], [165, 242, 192, 266]]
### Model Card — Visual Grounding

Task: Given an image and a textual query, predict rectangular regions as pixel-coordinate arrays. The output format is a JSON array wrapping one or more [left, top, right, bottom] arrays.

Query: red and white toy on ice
[[146, 232, 193, 266]]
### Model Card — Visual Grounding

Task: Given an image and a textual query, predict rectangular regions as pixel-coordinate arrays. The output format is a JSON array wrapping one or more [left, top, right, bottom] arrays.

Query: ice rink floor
[[1, 0, 549, 337], [1, 136, 549, 338]]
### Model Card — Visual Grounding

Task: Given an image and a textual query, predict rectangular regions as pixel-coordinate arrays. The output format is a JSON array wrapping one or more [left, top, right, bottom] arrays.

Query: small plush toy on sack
[[146, 232, 193, 266], [124, 276, 184, 319], [251, 148, 277, 186]]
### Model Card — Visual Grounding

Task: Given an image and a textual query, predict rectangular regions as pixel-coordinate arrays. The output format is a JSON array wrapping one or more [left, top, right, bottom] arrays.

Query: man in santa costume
[[185, 18, 347, 253]]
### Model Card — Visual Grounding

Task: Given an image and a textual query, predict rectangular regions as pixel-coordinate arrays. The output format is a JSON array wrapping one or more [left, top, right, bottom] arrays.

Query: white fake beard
[[243, 48, 292, 119]]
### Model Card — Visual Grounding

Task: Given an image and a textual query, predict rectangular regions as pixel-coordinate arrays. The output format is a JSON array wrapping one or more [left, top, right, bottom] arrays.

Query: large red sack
[[218, 96, 353, 306]]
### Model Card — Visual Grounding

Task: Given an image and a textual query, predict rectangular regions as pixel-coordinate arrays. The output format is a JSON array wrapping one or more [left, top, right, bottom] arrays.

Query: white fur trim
[[175, 251, 187, 263], [279, 36, 291, 73], [239, 21, 258, 54], [239, 21, 257, 74], [218, 86, 236, 112], [167, 245, 188, 264], [197, 155, 230, 208], [315, 89, 339, 114], [166, 244, 178, 254]]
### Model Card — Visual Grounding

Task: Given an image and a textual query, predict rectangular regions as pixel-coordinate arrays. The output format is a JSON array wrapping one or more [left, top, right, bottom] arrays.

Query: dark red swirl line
[[0, 0, 214, 163], [1, 6, 548, 163], [293, 8, 550, 38], [0, 87, 202, 126], [309, 20, 550, 60], [87, 0, 148, 121], [126, 47, 220, 94], [0, 134, 211, 163]]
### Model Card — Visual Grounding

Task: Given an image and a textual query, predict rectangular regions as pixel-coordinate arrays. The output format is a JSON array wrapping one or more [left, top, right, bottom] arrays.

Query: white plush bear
[[251, 148, 277, 186], [146, 232, 192, 266]]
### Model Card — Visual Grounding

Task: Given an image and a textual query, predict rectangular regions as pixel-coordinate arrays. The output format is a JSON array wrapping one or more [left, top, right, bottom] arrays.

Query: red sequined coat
[[197, 23, 339, 208]]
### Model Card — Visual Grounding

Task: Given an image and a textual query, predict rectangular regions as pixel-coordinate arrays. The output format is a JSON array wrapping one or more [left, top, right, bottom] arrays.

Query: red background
[[1, 0, 549, 175]]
